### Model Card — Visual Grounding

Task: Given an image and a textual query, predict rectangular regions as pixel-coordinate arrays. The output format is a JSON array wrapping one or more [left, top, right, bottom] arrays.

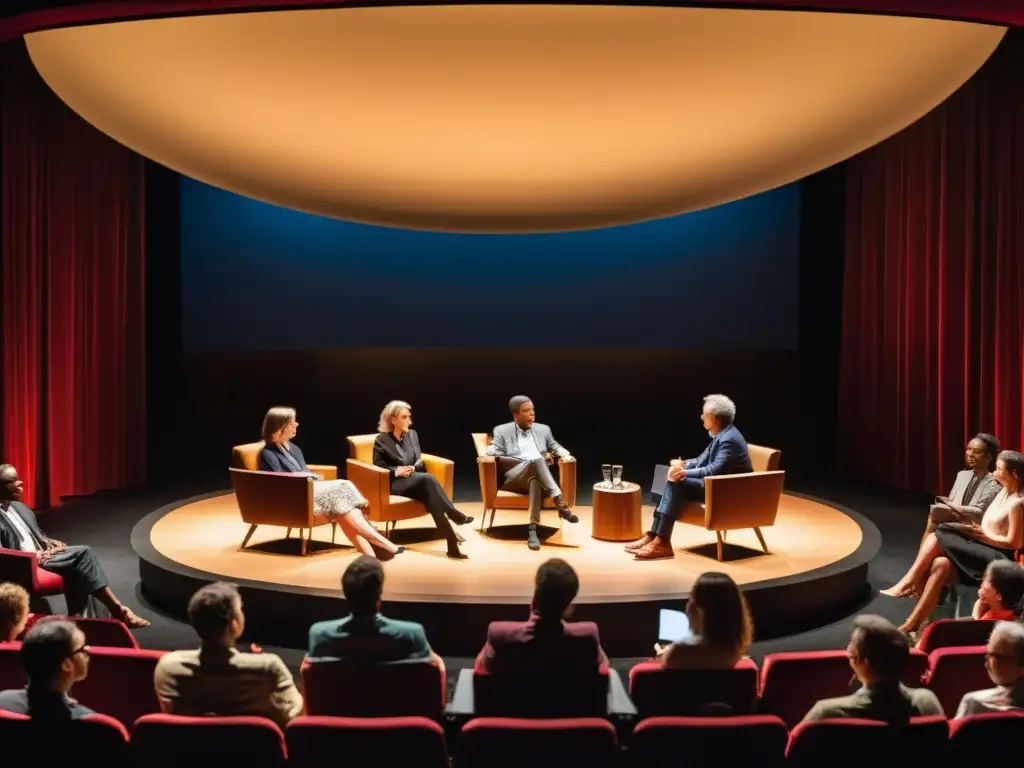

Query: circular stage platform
[[132, 492, 880, 656]]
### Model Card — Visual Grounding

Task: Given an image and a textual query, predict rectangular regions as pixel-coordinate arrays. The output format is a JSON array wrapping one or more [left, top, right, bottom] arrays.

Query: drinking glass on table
[[612, 465, 623, 488], [601, 464, 612, 488]]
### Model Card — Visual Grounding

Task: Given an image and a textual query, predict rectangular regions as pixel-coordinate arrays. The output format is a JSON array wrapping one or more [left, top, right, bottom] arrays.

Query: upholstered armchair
[[678, 443, 785, 561], [472, 433, 577, 533], [230, 441, 339, 556], [346, 434, 455, 537]]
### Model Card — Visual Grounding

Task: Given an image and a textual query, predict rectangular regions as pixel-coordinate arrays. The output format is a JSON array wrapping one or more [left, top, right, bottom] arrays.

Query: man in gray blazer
[[487, 396, 578, 550], [920, 432, 1002, 545]]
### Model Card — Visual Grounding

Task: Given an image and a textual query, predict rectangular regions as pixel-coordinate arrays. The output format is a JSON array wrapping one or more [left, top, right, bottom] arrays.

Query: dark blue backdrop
[[180, 179, 801, 350]]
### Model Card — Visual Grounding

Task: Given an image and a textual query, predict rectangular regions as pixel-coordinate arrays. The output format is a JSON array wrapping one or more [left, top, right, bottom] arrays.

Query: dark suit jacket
[[0, 501, 52, 552], [307, 613, 431, 663], [474, 612, 609, 676], [0, 688, 95, 720], [684, 424, 753, 479], [373, 430, 425, 480], [258, 442, 311, 474]]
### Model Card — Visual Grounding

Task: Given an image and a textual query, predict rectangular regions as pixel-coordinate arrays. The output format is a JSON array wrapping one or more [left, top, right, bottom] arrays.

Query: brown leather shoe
[[625, 534, 654, 552], [634, 539, 675, 560]]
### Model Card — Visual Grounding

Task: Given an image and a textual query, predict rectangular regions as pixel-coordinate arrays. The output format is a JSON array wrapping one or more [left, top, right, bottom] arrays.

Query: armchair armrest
[[229, 469, 315, 527], [346, 459, 390, 522], [476, 456, 498, 508], [0, 548, 39, 592], [307, 464, 338, 481], [704, 470, 785, 530], [422, 454, 454, 499], [558, 458, 578, 508]]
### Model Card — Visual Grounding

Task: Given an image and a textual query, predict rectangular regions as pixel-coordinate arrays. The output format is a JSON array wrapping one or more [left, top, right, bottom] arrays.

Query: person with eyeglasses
[[0, 618, 94, 719], [956, 621, 1024, 717]]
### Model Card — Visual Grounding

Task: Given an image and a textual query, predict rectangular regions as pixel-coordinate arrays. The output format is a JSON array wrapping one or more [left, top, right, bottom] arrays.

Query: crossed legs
[[338, 508, 400, 557], [898, 556, 954, 633], [881, 533, 945, 598]]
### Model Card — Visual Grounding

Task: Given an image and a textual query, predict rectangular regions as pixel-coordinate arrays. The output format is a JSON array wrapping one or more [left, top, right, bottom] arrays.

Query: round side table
[[591, 481, 642, 541]]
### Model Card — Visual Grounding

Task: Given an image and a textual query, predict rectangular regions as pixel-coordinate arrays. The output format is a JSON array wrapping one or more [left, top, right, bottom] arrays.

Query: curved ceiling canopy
[[26, 6, 1004, 232]]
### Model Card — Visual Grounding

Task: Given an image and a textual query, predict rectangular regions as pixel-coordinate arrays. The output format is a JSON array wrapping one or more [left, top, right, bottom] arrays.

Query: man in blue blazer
[[307, 556, 434, 663], [629, 394, 752, 560]]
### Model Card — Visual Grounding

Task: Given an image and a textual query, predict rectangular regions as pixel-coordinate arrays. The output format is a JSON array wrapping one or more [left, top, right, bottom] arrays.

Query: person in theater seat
[[0, 618, 95, 720], [0, 464, 150, 628], [627, 394, 752, 561], [308, 556, 440, 665], [373, 400, 471, 559], [486, 396, 578, 552], [154, 582, 303, 728], [654, 572, 753, 669], [972, 560, 1024, 621], [0, 582, 31, 642], [919, 434, 1001, 546], [475, 558, 608, 676], [258, 406, 403, 559], [956, 621, 1024, 717], [802, 615, 942, 723]]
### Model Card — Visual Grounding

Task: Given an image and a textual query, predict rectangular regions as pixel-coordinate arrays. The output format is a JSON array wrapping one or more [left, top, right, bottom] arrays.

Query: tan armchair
[[679, 443, 785, 561], [472, 433, 577, 532], [230, 441, 339, 556], [346, 434, 455, 537]]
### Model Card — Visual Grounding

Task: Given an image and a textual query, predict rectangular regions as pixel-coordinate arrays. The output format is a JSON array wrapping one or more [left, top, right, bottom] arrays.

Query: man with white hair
[[956, 620, 1024, 716], [629, 394, 752, 560]]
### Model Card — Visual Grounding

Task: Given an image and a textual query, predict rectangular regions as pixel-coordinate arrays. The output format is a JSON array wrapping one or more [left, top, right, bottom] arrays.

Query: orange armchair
[[678, 443, 785, 561], [230, 442, 339, 556], [346, 434, 455, 537], [472, 433, 577, 533]]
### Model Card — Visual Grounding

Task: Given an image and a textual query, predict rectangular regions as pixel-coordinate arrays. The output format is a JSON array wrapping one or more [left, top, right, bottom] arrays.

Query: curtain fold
[[1, 40, 146, 508], [839, 33, 1024, 492]]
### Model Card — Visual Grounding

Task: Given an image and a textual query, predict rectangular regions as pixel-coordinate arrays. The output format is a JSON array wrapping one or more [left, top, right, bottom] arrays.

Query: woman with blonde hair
[[656, 571, 753, 669], [0, 582, 31, 642], [258, 407, 403, 559], [373, 400, 472, 559]]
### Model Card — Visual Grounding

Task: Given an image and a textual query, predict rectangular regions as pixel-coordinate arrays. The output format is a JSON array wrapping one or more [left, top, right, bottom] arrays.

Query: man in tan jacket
[[154, 582, 302, 727]]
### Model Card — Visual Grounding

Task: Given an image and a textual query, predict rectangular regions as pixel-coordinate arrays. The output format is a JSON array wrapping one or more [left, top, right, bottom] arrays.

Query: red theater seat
[[301, 657, 445, 719], [132, 714, 286, 768], [758, 649, 929, 727], [628, 658, 758, 717], [287, 716, 447, 768], [457, 717, 618, 768], [786, 716, 949, 767], [917, 619, 997, 654], [949, 711, 1024, 759], [631, 715, 788, 768], [0, 709, 129, 765], [20, 615, 140, 649], [0, 547, 64, 600], [924, 646, 991, 717], [471, 659, 609, 718], [70, 647, 166, 726]]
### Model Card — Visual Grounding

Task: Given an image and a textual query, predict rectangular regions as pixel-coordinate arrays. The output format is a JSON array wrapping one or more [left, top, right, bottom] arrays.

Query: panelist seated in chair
[[373, 400, 472, 560], [0, 464, 150, 627], [486, 396, 578, 552], [628, 394, 752, 561], [258, 406, 403, 560]]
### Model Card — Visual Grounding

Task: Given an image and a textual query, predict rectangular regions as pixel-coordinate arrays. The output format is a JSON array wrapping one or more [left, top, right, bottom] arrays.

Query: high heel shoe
[[394, 546, 406, 555], [447, 546, 468, 560], [451, 512, 474, 526]]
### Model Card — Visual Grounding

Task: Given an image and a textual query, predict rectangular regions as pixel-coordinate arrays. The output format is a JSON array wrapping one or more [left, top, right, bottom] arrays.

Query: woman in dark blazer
[[373, 400, 472, 559]]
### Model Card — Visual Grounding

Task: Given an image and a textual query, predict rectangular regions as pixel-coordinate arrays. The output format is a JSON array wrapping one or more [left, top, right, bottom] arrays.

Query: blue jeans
[[650, 477, 705, 540]]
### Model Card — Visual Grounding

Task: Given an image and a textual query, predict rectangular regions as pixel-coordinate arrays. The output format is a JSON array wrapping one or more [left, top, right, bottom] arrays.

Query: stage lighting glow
[[25, 6, 1004, 233]]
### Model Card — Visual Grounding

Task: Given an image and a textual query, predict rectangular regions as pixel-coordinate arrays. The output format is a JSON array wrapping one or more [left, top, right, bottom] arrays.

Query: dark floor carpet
[[33, 471, 935, 693]]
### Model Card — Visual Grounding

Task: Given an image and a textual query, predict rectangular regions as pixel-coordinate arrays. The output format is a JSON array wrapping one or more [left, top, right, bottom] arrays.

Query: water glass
[[612, 465, 623, 488], [601, 464, 612, 488]]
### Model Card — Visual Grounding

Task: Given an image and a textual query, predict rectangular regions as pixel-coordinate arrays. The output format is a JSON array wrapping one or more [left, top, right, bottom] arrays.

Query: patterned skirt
[[312, 479, 369, 521]]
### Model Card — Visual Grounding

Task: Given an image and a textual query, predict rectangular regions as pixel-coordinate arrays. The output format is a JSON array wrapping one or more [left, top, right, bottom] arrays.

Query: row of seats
[[0, 639, 995, 728], [4, 710, 1022, 768]]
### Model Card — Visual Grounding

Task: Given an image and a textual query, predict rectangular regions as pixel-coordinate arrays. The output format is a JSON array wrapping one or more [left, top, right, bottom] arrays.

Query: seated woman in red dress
[[882, 450, 1024, 635], [972, 559, 1024, 621]]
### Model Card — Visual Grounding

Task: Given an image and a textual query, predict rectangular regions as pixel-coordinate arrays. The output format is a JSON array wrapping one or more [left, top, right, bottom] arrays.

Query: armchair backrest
[[472, 433, 490, 457], [347, 434, 377, 464], [232, 442, 265, 471], [748, 444, 781, 472], [704, 471, 785, 530]]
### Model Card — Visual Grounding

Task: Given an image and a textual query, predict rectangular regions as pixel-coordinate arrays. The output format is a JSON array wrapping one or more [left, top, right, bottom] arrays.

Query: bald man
[[486, 396, 577, 551]]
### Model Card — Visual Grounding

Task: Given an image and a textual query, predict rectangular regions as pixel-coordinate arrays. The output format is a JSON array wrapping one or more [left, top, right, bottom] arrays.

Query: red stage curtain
[[839, 33, 1024, 493], [0, 40, 146, 508]]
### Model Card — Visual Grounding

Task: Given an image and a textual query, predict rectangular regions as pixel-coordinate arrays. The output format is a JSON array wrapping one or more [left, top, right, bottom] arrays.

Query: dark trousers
[[650, 478, 705, 540], [40, 545, 108, 615], [500, 457, 561, 525], [390, 472, 462, 544]]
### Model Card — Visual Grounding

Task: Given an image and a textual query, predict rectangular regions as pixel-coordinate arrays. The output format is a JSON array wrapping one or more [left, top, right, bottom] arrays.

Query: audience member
[[802, 615, 942, 723], [154, 582, 302, 727], [956, 620, 1024, 716], [475, 558, 608, 675], [308, 555, 439, 664], [0, 618, 94, 719], [973, 560, 1024, 621], [0, 464, 149, 627], [655, 572, 753, 669], [920, 434, 1002, 545], [0, 582, 31, 642]]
